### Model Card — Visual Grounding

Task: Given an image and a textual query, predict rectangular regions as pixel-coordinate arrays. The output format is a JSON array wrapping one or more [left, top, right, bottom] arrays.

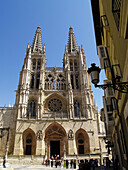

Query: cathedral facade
[[0, 26, 107, 163]]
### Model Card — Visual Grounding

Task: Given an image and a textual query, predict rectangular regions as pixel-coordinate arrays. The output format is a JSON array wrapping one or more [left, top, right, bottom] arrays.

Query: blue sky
[[0, 0, 106, 110]]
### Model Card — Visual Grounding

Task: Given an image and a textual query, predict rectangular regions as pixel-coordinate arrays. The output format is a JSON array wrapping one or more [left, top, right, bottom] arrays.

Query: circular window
[[26, 139, 32, 143], [78, 139, 84, 144], [48, 98, 62, 112]]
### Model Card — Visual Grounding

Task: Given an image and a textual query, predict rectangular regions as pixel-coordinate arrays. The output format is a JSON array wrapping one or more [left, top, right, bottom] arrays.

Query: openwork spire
[[67, 27, 78, 53], [32, 26, 43, 53]]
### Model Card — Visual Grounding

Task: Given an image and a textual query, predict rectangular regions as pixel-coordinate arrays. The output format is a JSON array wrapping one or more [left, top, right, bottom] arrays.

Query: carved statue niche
[[68, 83, 73, 104], [68, 129, 74, 140], [36, 130, 43, 140]]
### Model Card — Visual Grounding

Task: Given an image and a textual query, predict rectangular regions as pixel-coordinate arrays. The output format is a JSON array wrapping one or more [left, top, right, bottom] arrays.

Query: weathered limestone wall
[[0, 107, 15, 155], [14, 119, 100, 156]]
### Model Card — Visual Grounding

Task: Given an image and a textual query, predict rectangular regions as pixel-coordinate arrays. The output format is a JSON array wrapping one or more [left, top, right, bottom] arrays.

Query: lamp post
[[88, 63, 128, 93], [103, 137, 114, 155]]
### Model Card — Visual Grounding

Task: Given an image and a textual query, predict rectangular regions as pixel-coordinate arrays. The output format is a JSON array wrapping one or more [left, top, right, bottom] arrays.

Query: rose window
[[48, 98, 62, 112]]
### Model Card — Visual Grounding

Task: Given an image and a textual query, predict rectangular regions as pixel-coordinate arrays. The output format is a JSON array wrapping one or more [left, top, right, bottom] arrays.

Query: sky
[[0, 0, 106, 110]]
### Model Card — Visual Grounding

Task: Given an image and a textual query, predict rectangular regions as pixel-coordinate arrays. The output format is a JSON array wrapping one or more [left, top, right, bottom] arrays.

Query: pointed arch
[[75, 128, 90, 154], [45, 122, 67, 138], [44, 122, 68, 159], [74, 99, 81, 117], [27, 98, 37, 118], [22, 128, 36, 155]]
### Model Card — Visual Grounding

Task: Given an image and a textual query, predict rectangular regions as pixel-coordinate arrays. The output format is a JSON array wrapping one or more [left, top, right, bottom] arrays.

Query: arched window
[[37, 60, 41, 71], [71, 75, 74, 89], [32, 60, 36, 71], [74, 100, 80, 117], [31, 75, 35, 89], [75, 75, 79, 89], [31, 59, 41, 89], [70, 60, 73, 71], [74, 60, 78, 72], [29, 100, 36, 118], [77, 133, 84, 154], [36, 74, 40, 89]]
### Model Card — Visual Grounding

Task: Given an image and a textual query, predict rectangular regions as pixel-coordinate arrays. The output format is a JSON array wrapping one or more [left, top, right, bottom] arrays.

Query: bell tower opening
[[50, 141, 60, 158]]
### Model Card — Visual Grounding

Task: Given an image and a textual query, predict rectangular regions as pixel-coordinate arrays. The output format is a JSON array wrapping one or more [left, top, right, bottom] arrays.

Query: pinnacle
[[32, 26, 43, 53], [37, 26, 41, 29], [67, 27, 78, 53], [69, 26, 73, 33]]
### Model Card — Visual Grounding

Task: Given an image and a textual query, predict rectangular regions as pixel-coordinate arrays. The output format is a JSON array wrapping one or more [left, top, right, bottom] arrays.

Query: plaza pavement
[[0, 164, 114, 170]]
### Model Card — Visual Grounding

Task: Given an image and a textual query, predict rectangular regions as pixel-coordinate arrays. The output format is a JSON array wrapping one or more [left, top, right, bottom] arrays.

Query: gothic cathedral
[[0, 26, 107, 163]]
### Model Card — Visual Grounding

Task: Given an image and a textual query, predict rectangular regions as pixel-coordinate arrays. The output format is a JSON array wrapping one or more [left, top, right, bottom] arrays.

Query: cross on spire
[[67, 27, 78, 53], [32, 26, 43, 53]]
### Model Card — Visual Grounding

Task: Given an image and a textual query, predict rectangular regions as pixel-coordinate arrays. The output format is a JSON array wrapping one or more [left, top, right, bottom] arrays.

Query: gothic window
[[32, 60, 36, 71], [48, 98, 62, 112], [36, 74, 40, 89], [71, 75, 74, 89], [29, 100, 36, 118], [45, 74, 65, 90], [45, 74, 55, 90], [31, 75, 35, 89], [74, 100, 80, 117], [77, 133, 84, 154], [70, 61, 73, 71], [74, 60, 78, 72], [75, 75, 79, 89], [37, 60, 41, 71], [31, 59, 41, 89]]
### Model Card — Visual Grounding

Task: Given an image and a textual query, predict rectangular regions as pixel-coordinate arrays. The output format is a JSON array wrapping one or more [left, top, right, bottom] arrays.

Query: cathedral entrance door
[[50, 141, 60, 158], [26, 145, 32, 155]]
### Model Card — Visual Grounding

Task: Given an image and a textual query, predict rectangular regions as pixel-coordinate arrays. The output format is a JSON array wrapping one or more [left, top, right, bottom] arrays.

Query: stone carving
[[68, 129, 74, 140], [36, 130, 43, 140]]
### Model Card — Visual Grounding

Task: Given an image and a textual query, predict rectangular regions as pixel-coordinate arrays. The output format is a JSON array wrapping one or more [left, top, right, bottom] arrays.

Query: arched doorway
[[23, 128, 36, 155], [44, 122, 67, 159], [75, 129, 90, 155]]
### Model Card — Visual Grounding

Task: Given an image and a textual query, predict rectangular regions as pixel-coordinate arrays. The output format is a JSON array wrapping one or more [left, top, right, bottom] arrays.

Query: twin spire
[[67, 26, 78, 53], [31, 26, 78, 54], [32, 26, 43, 53]]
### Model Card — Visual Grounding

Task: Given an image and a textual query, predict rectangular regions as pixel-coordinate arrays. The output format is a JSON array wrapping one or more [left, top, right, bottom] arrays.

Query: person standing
[[3, 156, 6, 168], [66, 159, 69, 169]]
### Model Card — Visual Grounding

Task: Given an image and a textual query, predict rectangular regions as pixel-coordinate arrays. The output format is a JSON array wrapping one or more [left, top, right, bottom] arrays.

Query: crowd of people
[[44, 156, 116, 169], [45, 155, 77, 169], [44, 155, 100, 169]]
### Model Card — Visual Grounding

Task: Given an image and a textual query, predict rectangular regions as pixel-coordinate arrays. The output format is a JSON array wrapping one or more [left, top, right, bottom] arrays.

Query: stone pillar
[[36, 130, 43, 155], [13, 132, 23, 155], [64, 140, 66, 159], [36, 140, 43, 155], [45, 141, 47, 160], [68, 139, 77, 155], [68, 130, 77, 155]]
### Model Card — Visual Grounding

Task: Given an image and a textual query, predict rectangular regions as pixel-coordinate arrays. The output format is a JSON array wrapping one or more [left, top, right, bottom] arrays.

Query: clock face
[[48, 98, 62, 112]]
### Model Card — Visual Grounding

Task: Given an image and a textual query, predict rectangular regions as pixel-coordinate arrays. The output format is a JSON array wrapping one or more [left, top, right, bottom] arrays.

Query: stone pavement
[[0, 164, 114, 170]]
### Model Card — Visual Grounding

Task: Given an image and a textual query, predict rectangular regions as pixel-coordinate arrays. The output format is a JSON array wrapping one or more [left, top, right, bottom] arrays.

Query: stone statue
[[36, 130, 43, 140], [68, 129, 74, 140]]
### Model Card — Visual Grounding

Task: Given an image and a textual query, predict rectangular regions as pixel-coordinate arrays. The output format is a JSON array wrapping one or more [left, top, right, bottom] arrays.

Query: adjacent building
[[91, 0, 128, 169]]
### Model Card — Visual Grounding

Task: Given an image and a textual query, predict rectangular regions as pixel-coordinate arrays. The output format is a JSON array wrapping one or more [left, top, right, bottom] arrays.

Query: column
[[36, 130, 43, 155], [13, 133, 23, 155]]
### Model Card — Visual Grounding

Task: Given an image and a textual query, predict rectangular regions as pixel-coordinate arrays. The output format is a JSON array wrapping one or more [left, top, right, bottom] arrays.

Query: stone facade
[[0, 26, 107, 162]]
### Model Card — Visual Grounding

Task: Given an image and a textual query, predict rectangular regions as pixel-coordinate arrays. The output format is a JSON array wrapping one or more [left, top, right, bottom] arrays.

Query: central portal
[[50, 141, 60, 157]]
